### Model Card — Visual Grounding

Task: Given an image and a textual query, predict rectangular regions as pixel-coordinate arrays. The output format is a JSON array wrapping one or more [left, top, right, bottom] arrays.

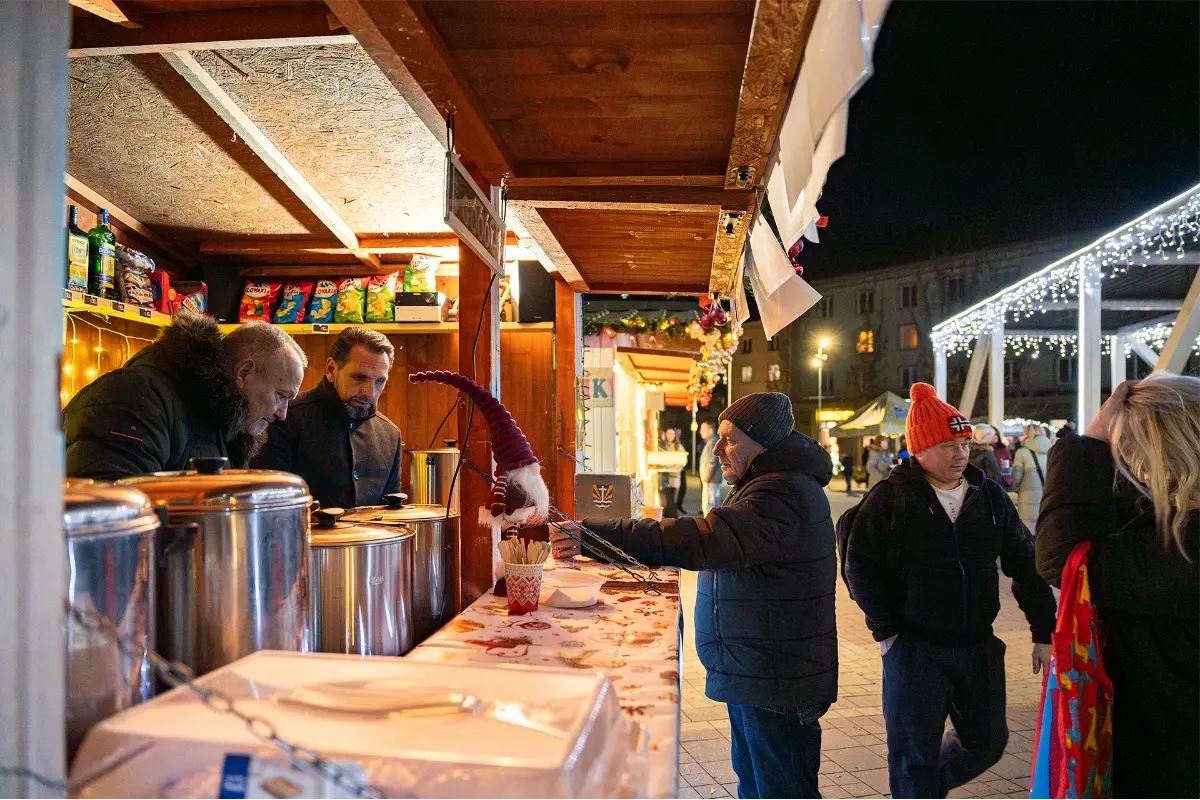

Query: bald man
[[64, 314, 306, 479]]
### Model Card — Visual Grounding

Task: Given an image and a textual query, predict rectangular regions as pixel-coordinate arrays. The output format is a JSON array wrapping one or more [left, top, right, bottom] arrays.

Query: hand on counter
[[549, 521, 582, 560]]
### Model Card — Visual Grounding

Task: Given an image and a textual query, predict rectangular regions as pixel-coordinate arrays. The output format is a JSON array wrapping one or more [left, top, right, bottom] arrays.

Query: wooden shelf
[[216, 321, 554, 335], [62, 290, 173, 327]]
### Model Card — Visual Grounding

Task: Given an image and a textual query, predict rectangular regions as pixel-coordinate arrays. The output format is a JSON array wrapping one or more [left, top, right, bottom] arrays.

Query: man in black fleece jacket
[[845, 384, 1055, 799]]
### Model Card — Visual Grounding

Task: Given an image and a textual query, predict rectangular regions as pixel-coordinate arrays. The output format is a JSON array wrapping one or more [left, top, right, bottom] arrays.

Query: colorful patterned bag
[[1031, 541, 1114, 798]]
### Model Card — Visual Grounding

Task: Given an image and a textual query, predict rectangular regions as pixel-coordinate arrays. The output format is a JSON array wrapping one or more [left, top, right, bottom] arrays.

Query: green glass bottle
[[66, 205, 90, 292], [88, 208, 118, 300]]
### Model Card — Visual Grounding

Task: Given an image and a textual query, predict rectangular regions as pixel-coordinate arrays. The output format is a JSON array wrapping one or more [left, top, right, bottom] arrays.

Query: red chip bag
[[239, 281, 283, 323]]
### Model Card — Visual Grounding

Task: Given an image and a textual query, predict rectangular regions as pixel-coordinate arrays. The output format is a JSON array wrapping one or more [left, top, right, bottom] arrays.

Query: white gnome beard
[[505, 463, 550, 524]]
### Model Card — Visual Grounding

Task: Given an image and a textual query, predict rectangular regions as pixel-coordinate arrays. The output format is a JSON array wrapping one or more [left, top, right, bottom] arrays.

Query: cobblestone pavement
[[677, 486, 1041, 799]]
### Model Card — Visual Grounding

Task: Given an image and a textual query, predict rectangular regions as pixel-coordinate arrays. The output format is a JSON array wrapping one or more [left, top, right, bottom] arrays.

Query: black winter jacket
[[251, 378, 402, 509], [64, 315, 260, 479], [584, 432, 838, 708], [846, 459, 1055, 646], [1036, 435, 1199, 798]]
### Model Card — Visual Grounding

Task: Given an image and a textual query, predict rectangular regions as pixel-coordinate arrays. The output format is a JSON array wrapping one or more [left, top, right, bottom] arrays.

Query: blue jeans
[[728, 703, 827, 799], [701, 482, 723, 514], [881, 635, 1009, 798]]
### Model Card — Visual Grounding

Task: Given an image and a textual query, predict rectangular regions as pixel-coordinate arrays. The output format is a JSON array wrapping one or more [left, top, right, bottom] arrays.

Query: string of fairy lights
[[931, 185, 1200, 357], [60, 311, 154, 406], [1000, 323, 1199, 359]]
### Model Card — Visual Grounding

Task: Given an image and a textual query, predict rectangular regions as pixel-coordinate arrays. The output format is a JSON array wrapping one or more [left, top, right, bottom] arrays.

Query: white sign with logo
[[584, 368, 614, 408]]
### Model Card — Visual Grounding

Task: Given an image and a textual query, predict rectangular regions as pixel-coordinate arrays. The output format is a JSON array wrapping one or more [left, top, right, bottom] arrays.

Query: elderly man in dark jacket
[[253, 327, 402, 509], [64, 315, 305, 479], [846, 384, 1055, 799], [552, 392, 837, 799]]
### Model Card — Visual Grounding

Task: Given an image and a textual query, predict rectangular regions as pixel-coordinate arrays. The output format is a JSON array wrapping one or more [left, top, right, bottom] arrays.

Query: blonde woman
[[1011, 424, 1052, 533], [1037, 375, 1199, 798]]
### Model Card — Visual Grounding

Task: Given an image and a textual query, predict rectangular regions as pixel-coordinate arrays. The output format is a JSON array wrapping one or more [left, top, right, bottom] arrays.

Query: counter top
[[409, 559, 682, 798]]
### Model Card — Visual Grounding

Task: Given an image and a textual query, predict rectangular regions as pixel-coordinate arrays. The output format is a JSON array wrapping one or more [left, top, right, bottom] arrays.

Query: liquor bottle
[[88, 208, 118, 300], [66, 205, 90, 292]]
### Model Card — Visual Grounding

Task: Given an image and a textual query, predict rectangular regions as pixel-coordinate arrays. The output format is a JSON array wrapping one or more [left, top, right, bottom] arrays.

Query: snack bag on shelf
[[151, 271, 172, 314], [405, 254, 439, 293], [334, 277, 366, 323], [273, 282, 314, 324], [239, 281, 283, 323], [171, 281, 208, 316], [306, 279, 338, 323], [115, 245, 156, 307], [366, 272, 399, 323]]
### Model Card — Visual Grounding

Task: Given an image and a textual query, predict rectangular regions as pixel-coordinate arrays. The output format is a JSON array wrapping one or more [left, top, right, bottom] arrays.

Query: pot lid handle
[[314, 507, 345, 529], [190, 456, 229, 475], [443, 439, 457, 448], [383, 493, 407, 509]]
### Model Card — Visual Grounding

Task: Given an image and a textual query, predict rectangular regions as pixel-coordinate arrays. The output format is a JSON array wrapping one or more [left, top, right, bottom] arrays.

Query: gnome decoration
[[408, 371, 551, 590]]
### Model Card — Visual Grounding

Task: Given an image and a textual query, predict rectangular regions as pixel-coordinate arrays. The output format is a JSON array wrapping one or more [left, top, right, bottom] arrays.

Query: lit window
[[899, 324, 919, 350], [767, 364, 782, 382], [857, 290, 874, 314], [741, 339, 753, 355], [899, 366, 916, 387], [741, 366, 753, 384], [899, 285, 918, 308], [856, 330, 875, 354]]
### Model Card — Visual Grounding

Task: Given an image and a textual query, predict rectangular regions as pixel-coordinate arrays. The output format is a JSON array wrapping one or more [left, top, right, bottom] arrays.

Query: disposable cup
[[505, 561, 544, 615], [641, 506, 663, 521]]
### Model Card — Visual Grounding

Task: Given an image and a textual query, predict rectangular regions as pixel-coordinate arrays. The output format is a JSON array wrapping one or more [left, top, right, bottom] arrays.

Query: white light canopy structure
[[931, 185, 1200, 428]]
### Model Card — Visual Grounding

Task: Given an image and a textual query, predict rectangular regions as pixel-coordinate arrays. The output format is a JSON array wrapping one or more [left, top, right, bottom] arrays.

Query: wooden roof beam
[[509, 163, 728, 188], [326, 0, 514, 182], [70, 0, 141, 29], [163, 51, 379, 270], [200, 232, 519, 257], [70, 4, 354, 57], [507, 202, 588, 293], [65, 172, 198, 268], [506, 185, 756, 212]]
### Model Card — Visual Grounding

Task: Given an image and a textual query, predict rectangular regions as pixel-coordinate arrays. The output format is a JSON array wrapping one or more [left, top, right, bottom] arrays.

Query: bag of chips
[[116, 246, 156, 307], [171, 281, 208, 316], [273, 282, 314, 324], [334, 277, 366, 323], [405, 254, 439, 293], [366, 272, 400, 323], [239, 281, 282, 323], [307, 280, 338, 323]]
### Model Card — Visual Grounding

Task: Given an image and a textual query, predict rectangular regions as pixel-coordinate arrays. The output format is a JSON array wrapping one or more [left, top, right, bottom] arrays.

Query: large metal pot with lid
[[406, 441, 460, 511], [310, 508, 416, 656], [343, 499, 458, 642], [120, 457, 312, 676], [63, 479, 158, 760]]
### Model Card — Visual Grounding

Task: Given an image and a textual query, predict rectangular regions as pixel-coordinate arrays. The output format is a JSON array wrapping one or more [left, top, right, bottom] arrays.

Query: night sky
[[800, 1, 1200, 279]]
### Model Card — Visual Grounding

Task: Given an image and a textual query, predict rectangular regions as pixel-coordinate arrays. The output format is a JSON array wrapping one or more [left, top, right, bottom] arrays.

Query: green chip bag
[[366, 272, 399, 323], [334, 277, 366, 323]]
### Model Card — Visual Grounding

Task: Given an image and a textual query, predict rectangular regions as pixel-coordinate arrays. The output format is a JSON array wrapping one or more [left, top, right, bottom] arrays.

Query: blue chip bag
[[272, 282, 313, 324], [306, 279, 338, 323]]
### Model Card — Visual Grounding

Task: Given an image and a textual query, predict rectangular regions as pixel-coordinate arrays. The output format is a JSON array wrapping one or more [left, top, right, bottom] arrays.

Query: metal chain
[[65, 603, 382, 799]]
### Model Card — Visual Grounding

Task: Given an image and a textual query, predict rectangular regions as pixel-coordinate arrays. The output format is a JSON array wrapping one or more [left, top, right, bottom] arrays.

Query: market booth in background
[[1, 0, 891, 795]]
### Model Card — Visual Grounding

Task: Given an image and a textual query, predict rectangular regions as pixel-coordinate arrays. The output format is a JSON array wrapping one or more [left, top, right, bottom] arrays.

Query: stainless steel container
[[121, 457, 312, 677], [343, 504, 458, 642], [406, 447, 461, 511], [310, 510, 416, 656], [63, 479, 158, 760]]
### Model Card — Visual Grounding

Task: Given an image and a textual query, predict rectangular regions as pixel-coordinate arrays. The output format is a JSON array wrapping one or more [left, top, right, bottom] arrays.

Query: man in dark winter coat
[[551, 392, 837, 799], [253, 327, 402, 509], [845, 383, 1056, 799], [64, 315, 306, 479]]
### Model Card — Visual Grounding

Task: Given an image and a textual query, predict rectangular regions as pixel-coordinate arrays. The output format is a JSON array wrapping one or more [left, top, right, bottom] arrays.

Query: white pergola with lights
[[931, 185, 1200, 429]]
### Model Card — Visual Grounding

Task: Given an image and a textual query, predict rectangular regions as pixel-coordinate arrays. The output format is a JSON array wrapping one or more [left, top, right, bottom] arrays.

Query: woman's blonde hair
[[973, 423, 995, 444], [1109, 372, 1200, 556], [1023, 423, 1045, 440]]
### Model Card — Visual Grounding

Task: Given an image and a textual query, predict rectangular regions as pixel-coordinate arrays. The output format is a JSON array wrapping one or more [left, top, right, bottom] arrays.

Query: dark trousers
[[728, 703, 827, 799], [843, 469, 853, 492], [881, 635, 1009, 799]]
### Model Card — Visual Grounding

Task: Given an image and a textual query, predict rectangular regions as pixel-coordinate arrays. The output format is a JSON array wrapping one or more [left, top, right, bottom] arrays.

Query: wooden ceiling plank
[[162, 51, 377, 269], [508, 202, 588, 292], [326, 0, 514, 181], [508, 185, 755, 211], [70, 0, 141, 28], [509, 173, 726, 188], [65, 172, 198, 268], [69, 5, 356, 57]]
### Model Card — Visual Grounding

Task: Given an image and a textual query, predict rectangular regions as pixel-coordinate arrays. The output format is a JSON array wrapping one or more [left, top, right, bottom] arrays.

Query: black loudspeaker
[[201, 265, 244, 324], [515, 260, 556, 323]]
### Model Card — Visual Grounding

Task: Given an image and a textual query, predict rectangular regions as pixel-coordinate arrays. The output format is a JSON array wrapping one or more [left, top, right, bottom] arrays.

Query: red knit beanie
[[906, 383, 973, 454]]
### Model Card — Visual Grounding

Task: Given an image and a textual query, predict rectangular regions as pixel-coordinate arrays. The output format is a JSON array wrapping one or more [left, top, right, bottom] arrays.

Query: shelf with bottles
[[62, 289, 174, 327]]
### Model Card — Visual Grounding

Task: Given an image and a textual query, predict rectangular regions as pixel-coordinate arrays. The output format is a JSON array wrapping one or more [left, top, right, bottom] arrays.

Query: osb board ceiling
[[68, 54, 323, 242], [420, 0, 754, 168], [540, 207, 717, 294], [193, 44, 448, 234]]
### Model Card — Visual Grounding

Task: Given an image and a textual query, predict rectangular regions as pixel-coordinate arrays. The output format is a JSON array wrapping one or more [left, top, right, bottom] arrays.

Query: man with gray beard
[[253, 326, 402, 508]]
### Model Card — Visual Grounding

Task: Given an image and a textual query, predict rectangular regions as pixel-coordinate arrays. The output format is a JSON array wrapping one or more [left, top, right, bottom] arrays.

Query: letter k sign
[[592, 378, 609, 399]]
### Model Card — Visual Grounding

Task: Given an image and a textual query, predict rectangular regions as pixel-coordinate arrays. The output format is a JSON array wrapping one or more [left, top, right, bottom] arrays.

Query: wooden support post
[[0, 1, 70, 795], [1156, 268, 1200, 374], [988, 321, 1005, 431], [554, 277, 582, 518], [959, 333, 990, 420], [1078, 267, 1103, 428], [456, 245, 500, 609], [934, 347, 948, 401]]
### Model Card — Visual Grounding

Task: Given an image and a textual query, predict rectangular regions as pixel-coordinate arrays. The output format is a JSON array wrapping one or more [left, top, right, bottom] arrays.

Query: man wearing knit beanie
[[843, 383, 1056, 798], [552, 392, 838, 798]]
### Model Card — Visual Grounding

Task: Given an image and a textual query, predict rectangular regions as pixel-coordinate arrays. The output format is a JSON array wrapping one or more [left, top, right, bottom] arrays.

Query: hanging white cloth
[[746, 228, 823, 340]]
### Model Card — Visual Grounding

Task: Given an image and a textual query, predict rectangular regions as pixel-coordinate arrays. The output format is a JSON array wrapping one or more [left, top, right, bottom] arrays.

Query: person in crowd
[[968, 423, 1004, 484], [659, 427, 685, 517], [990, 428, 1014, 491], [675, 428, 691, 515], [64, 314, 305, 478], [253, 327, 401, 509], [698, 420, 723, 513], [551, 393, 836, 799], [1055, 414, 1077, 440], [840, 449, 856, 494], [1010, 424, 1051, 533], [866, 436, 894, 487], [1037, 376, 1199, 798], [897, 436, 910, 462], [845, 384, 1055, 799]]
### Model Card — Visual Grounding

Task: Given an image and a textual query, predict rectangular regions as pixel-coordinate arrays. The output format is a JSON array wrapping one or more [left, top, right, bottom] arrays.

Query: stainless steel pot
[[406, 446, 460, 511], [310, 509, 416, 656], [343, 503, 458, 642], [120, 457, 312, 676], [63, 479, 158, 760]]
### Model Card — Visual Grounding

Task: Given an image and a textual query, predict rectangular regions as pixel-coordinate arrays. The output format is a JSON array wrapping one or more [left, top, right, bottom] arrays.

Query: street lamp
[[812, 337, 830, 415]]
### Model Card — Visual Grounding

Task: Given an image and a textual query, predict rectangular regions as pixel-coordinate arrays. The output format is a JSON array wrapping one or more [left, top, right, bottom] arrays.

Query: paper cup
[[504, 562, 544, 615], [641, 506, 663, 521]]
